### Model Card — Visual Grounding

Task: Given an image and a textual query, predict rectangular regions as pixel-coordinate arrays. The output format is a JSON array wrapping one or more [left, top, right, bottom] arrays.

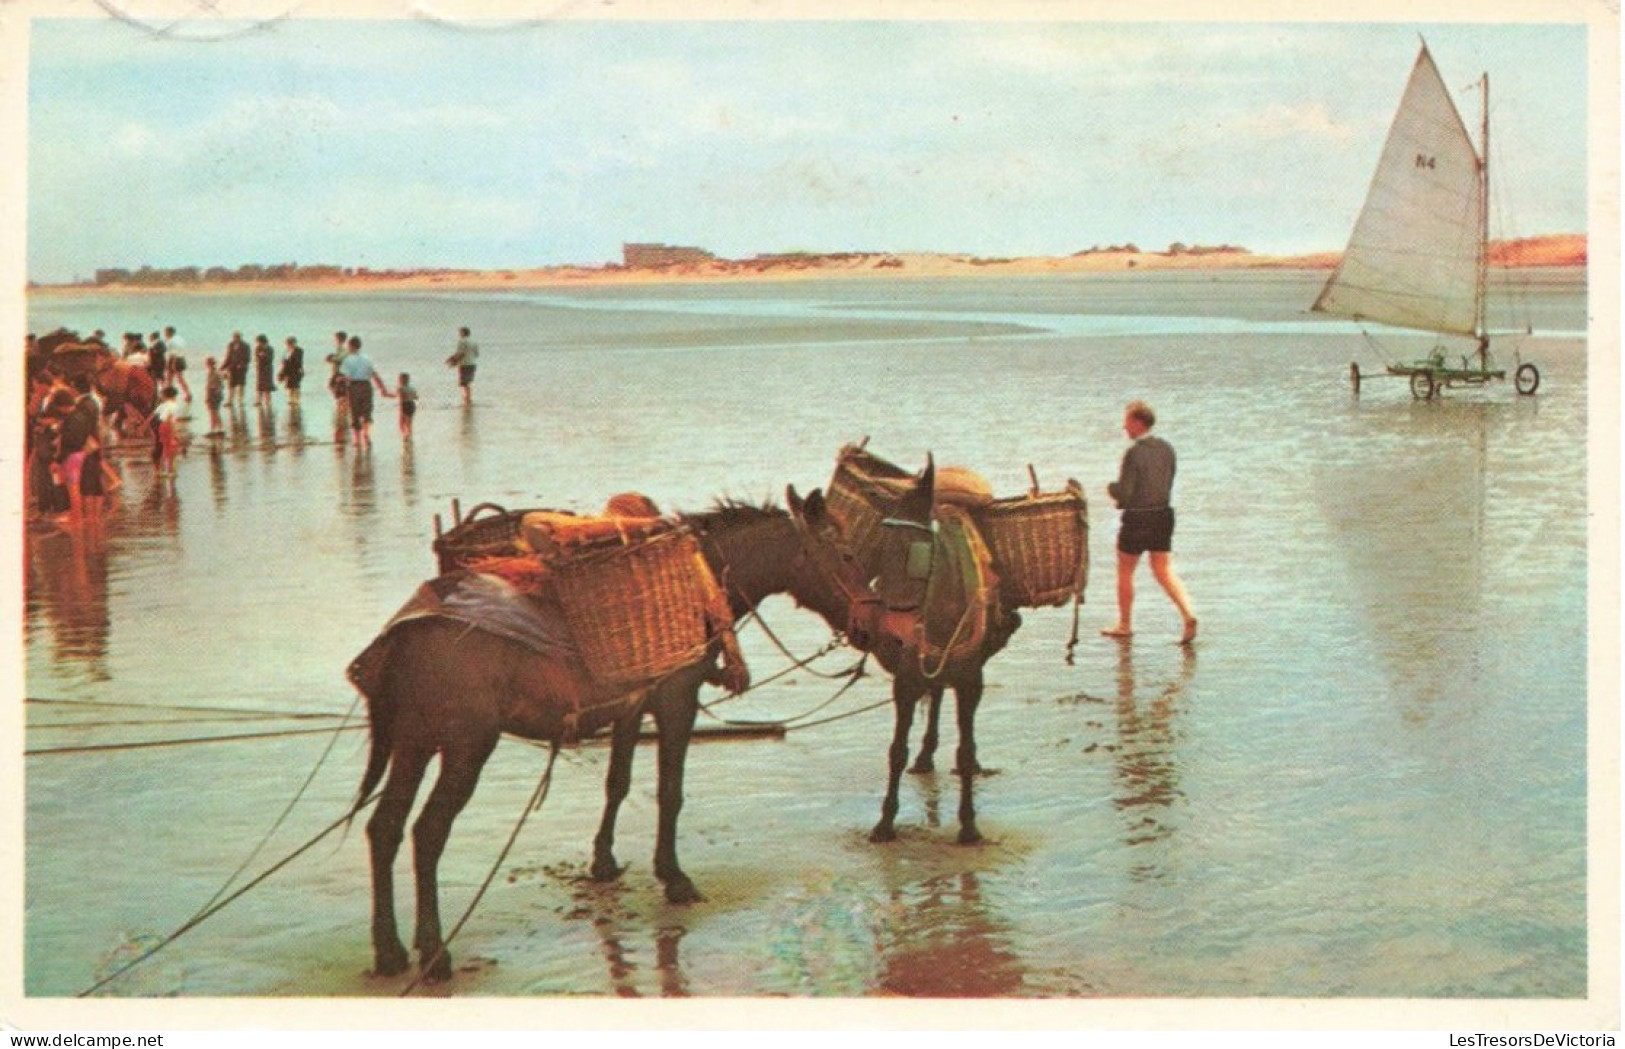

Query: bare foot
[[1180, 618, 1199, 645], [1100, 625, 1132, 639]]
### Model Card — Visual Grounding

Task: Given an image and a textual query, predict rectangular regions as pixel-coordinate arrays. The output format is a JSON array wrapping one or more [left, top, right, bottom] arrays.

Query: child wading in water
[[203, 357, 225, 435], [152, 385, 182, 476], [394, 372, 418, 438]]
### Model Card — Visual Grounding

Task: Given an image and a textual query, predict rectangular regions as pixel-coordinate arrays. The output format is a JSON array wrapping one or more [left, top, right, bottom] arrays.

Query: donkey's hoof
[[909, 758, 935, 775], [957, 826, 984, 845], [590, 856, 625, 883], [663, 876, 703, 905], [868, 824, 898, 844], [419, 949, 454, 984], [371, 943, 411, 978]]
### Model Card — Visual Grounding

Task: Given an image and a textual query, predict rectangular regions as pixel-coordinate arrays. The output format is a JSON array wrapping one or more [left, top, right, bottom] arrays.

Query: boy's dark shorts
[[1117, 507, 1175, 555], [458, 364, 477, 387]]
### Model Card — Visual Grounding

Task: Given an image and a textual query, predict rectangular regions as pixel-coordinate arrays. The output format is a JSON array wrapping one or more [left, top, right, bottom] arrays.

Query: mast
[[1476, 70, 1490, 366]]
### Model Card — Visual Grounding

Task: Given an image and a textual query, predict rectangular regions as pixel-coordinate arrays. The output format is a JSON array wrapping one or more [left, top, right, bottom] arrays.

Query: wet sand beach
[[21, 270, 1590, 1003]]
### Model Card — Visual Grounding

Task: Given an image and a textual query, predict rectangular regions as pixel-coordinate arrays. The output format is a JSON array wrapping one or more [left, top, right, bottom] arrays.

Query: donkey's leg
[[411, 731, 499, 983], [951, 684, 986, 777], [910, 686, 946, 774], [871, 682, 922, 843], [591, 712, 642, 882], [651, 687, 702, 903], [365, 743, 432, 977], [953, 676, 986, 844]]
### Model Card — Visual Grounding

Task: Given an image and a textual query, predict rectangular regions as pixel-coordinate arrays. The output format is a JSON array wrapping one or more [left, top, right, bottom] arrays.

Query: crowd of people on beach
[[24, 323, 481, 530]]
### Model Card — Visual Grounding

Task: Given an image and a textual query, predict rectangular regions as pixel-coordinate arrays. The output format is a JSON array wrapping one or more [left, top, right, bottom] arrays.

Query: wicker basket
[[973, 480, 1090, 608], [433, 505, 554, 574], [825, 445, 915, 569], [549, 528, 725, 689]]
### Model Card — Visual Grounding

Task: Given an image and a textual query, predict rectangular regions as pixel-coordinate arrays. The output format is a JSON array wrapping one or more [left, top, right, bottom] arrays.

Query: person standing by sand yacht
[[1102, 399, 1197, 645], [446, 326, 479, 405]]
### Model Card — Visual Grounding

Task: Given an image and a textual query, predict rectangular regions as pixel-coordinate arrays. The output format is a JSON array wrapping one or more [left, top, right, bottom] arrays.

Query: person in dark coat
[[223, 332, 251, 409], [278, 336, 306, 408], [253, 334, 276, 408]]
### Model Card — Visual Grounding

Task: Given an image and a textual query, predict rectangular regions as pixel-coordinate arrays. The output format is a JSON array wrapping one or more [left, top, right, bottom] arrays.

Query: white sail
[[1313, 45, 1485, 338]]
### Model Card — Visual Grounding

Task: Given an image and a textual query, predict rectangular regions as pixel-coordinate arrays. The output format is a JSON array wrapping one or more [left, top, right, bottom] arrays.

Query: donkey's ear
[[805, 488, 827, 520], [918, 453, 936, 496], [785, 484, 806, 518]]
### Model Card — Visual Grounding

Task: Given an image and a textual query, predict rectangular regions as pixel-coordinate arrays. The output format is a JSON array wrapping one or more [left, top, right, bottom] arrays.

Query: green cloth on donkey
[[917, 504, 999, 665]]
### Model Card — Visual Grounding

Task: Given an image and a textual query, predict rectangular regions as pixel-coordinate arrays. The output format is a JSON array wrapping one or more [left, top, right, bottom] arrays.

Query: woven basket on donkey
[[549, 528, 722, 689], [433, 506, 551, 574], [973, 480, 1089, 608], [825, 445, 915, 569]]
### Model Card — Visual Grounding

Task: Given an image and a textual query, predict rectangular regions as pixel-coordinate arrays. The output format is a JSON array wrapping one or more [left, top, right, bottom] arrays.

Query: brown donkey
[[349, 500, 863, 982]]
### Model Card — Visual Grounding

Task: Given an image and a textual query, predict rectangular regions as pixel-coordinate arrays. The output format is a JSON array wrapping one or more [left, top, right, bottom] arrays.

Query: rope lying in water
[[26, 724, 367, 757], [193, 694, 365, 918], [26, 695, 351, 722], [77, 789, 382, 998]]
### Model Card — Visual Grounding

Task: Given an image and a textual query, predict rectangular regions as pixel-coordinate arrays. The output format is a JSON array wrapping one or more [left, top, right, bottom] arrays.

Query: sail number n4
[[1414, 154, 1437, 169]]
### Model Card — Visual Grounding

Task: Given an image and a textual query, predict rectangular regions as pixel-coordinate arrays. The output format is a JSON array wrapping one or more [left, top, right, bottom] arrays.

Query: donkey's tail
[[347, 632, 397, 811]]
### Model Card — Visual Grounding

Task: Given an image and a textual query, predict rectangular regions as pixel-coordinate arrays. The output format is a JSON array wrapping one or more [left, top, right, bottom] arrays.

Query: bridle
[[788, 511, 884, 642]]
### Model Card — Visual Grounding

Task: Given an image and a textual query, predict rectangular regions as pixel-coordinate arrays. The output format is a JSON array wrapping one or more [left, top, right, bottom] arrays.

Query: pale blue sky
[[25, 17, 1592, 283]]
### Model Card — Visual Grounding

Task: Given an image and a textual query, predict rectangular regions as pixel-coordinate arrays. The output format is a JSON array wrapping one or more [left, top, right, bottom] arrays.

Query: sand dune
[[33, 234, 1585, 296]]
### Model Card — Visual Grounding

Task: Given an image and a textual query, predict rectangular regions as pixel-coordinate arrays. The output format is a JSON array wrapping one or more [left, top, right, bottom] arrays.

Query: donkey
[[350, 500, 864, 982], [788, 461, 1021, 846]]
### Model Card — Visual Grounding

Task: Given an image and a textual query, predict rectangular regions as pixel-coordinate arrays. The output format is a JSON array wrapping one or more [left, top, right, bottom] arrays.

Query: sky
[[18, 12, 1597, 284]]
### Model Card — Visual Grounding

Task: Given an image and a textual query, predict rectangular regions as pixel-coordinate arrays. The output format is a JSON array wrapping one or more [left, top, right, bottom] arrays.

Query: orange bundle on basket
[[519, 509, 673, 559]]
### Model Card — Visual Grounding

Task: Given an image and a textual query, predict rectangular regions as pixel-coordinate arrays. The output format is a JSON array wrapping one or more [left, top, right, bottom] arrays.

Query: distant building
[[622, 243, 715, 268]]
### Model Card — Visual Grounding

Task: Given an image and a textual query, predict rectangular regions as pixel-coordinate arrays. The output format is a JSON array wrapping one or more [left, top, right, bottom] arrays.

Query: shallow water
[[23, 270, 1589, 999]]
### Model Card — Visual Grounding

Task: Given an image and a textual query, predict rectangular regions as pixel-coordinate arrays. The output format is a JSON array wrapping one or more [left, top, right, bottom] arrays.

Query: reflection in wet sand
[[585, 914, 693, 999], [555, 867, 691, 998], [340, 448, 377, 519], [225, 404, 252, 455], [400, 441, 419, 509], [26, 526, 113, 682], [286, 406, 307, 455], [1316, 402, 1491, 720], [127, 475, 183, 542], [1112, 645, 1195, 881], [256, 404, 277, 448], [207, 444, 229, 511], [878, 870, 1024, 996]]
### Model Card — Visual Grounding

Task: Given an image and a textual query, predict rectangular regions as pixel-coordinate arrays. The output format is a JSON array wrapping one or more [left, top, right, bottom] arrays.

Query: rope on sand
[[26, 695, 352, 721], [25, 724, 366, 757], [76, 789, 382, 998]]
